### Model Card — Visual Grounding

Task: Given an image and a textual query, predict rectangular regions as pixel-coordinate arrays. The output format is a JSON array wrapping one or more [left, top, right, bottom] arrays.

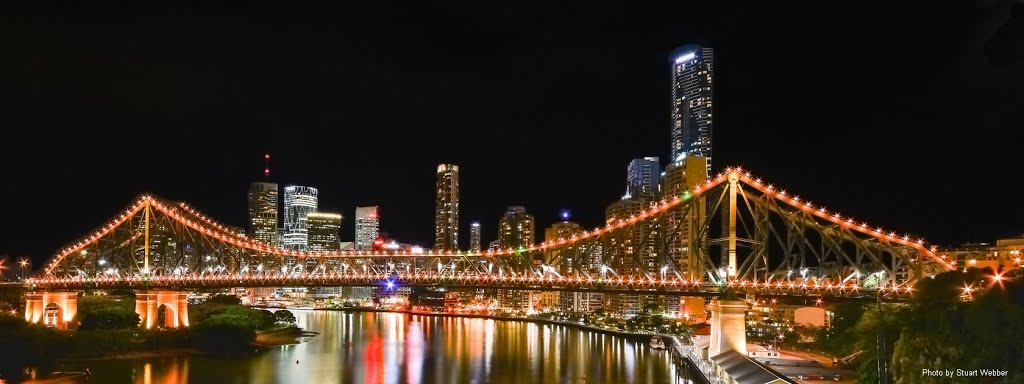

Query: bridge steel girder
[[23, 275, 909, 300], [33, 169, 946, 300]]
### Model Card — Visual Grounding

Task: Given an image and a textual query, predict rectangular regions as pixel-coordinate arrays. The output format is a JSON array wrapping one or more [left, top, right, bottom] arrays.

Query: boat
[[650, 336, 666, 350]]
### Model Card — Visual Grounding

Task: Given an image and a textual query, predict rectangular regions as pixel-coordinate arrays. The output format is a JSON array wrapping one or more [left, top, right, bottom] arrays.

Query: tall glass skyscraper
[[469, 222, 482, 253], [247, 182, 279, 246], [282, 185, 318, 250], [355, 206, 379, 251], [670, 45, 714, 174], [626, 157, 660, 198], [434, 164, 460, 251]]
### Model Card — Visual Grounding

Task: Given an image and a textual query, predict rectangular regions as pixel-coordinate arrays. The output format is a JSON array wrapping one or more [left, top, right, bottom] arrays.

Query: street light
[[18, 258, 29, 280]]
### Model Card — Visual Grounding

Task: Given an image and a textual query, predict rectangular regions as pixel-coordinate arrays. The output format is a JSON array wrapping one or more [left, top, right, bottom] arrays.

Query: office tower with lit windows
[[497, 206, 535, 312], [435, 164, 460, 251], [248, 182, 279, 246], [627, 157, 661, 198], [282, 185, 319, 251], [307, 212, 342, 251], [355, 206, 379, 251], [469, 222, 482, 253], [670, 45, 714, 174], [307, 211, 342, 297]]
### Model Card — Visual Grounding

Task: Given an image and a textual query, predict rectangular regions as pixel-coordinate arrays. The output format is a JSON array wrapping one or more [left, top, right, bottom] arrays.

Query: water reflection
[[52, 311, 676, 384]]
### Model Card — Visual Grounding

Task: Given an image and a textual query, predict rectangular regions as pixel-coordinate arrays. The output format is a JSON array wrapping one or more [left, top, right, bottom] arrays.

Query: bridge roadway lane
[[23, 274, 910, 301]]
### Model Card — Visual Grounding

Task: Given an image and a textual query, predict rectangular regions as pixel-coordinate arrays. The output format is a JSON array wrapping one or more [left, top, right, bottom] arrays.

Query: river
[[37, 310, 694, 384]]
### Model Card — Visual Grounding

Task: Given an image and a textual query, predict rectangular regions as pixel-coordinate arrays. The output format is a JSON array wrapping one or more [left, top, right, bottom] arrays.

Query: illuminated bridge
[[23, 168, 954, 328]]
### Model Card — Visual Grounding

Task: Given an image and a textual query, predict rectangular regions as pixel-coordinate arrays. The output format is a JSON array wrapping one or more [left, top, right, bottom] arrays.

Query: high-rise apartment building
[[662, 156, 709, 282], [282, 185, 319, 251], [670, 45, 714, 174], [627, 157, 661, 198], [248, 182, 279, 246], [355, 206, 379, 251], [497, 206, 535, 312], [469, 222, 482, 253], [543, 221, 584, 272], [543, 220, 595, 313], [435, 164, 460, 251], [604, 198, 658, 316], [498, 206, 534, 250]]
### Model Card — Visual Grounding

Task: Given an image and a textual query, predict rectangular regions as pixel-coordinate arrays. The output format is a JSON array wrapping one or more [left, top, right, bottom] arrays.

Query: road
[[750, 347, 857, 383]]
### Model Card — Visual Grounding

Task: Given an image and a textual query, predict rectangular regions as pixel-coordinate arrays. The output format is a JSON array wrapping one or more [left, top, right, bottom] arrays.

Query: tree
[[79, 306, 140, 330], [254, 309, 276, 329], [76, 295, 138, 329], [192, 320, 256, 354], [816, 301, 868, 357], [853, 303, 906, 384], [205, 294, 242, 305], [889, 269, 1024, 384], [0, 316, 69, 378]]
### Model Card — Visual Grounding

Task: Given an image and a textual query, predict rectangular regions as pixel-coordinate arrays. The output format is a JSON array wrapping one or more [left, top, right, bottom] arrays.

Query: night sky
[[2, 1, 1022, 268]]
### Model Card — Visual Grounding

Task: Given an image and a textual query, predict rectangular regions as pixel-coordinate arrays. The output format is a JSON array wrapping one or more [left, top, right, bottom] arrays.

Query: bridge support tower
[[25, 291, 78, 329], [136, 291, 190, 328], [709, 298, 747, 356]]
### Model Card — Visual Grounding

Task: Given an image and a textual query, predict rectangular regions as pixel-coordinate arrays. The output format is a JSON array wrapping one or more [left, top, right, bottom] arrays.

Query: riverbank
[[55, 348, 199, 362], [316, 307, 680, 342], [254, 326, 317, 347], [49, 327, 311, 363]]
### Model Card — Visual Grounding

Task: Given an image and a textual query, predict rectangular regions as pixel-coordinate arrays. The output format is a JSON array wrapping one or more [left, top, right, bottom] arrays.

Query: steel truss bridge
[[27, 168, 954, 299]]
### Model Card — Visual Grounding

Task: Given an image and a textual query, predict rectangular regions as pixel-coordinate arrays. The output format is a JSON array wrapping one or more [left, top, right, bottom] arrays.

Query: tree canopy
[[76, 295, 139, 330]]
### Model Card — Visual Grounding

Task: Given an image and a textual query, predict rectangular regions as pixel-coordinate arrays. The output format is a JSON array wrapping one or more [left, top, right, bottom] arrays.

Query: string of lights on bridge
[[43, 167, 952, 276], [28, 271, 916, 295]]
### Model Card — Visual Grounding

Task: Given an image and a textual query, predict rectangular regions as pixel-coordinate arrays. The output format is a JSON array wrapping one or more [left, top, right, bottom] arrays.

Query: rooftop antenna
[[264, 153, 271, 178]]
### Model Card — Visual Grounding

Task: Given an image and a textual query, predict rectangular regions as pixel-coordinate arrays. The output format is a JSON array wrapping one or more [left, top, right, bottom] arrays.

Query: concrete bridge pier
[[24, 291, 78, 329], [135, 291, 190, 328], [709, 298, 747, 356]]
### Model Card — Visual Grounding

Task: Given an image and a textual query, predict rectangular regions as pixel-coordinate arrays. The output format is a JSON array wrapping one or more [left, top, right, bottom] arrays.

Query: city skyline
[[2, 4, 1023, 384], [2, 2, 1022, 265]]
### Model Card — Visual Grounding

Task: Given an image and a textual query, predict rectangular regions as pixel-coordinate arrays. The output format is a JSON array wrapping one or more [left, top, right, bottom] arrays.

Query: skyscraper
[[435, 164, 460, 251], [659, 156, 710, 318], [661, 155, 709, 281], [307, 211, 342, 296], [627, 157, 661, 198], [307, 212, 342, 251], [469, 222, 482, 253], [248, 182, 279, 246], [670, 45, 714, 174], [355, 206, 379, 251], [543, 220, 587, 313], [497, 206, 535, 312], [282, 185, 319, 250], [498, 206, 534, 249]]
